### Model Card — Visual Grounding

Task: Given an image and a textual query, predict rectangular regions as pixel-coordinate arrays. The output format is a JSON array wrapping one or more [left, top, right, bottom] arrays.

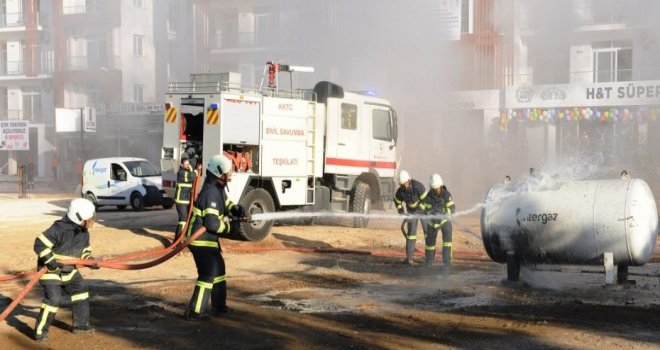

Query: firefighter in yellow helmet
[[183, 154, 248, 320], [393, 170, 429, 265], [421, 174, 455, 268], [33, 198, 100, 341]]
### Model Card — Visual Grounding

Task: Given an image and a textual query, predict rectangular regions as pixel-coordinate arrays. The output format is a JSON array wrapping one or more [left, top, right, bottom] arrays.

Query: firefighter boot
[[424, 249, 435, 266], [442, 242, 452, 271], [34, 303, 58, 341], [184, 281, 212, 321], [404, 238, 416, 265]]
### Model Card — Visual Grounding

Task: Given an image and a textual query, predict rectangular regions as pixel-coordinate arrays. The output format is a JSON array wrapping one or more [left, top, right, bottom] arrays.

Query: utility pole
[[80, 107, 84, 190]]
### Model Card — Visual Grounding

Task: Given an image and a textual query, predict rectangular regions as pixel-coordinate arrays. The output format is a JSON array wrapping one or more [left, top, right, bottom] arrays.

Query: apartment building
[[0, 0, 192, 178], [0, 0, 52, 177]]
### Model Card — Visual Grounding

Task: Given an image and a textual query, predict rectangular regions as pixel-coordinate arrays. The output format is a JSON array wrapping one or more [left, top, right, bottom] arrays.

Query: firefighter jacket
[[175, 167, 197, 205], [394, 179, 427, 214], [34, 217, 92, 284], [186, 179, 241, 248], [421, 187, 455, 225]]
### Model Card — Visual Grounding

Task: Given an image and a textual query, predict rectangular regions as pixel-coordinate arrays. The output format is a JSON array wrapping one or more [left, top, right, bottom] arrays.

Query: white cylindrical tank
[[481, 179, 658, 268]]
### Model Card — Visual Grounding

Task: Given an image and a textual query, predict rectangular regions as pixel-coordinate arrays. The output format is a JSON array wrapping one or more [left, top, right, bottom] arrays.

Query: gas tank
[[481, 178, 658, 266]]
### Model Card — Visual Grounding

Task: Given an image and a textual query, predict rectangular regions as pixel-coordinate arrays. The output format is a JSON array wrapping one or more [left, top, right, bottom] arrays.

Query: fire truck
[[161, 62, 399, 241]]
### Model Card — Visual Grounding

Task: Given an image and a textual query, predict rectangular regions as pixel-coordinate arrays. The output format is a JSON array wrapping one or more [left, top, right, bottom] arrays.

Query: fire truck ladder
[[306, 102, 317, 205]]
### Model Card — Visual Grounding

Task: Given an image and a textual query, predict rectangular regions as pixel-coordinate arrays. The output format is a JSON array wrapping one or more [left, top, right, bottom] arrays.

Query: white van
[[81, 157, 174, 211]]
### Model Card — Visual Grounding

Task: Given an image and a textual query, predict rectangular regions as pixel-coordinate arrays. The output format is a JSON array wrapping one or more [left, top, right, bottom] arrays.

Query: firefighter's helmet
[[430, 173, 444, 189], [208, 154, 233, 178], [67, 198, 96, 225], [398, 170, 411, 185]]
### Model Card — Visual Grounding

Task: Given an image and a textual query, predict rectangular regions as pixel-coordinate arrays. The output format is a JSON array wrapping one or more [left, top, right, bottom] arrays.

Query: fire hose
[[0, 175, 204, 323], [0, 177, 487, 323]]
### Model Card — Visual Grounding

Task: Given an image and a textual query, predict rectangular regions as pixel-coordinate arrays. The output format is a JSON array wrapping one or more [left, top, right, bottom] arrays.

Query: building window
[[133, 35, 144, 56], [133, 85, 144, 103], [341, 103, 357, 130], [593, 41, 632, 82], [372, 109, 391, 141], [133, 0, 143, 8], [22, 88, 42, 121], [461, 0, 473, 34]]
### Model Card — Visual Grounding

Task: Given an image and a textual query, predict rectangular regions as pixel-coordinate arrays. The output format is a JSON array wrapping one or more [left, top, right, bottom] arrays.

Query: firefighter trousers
[[426, 220, 453, 266], [175, 203, 190, 240], [34, 272, 90, 337], [405, 218, 428, 261], [187, 245, 227, 315]]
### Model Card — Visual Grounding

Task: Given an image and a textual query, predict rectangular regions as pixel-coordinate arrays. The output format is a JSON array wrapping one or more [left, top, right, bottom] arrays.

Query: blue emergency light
[[210, 102, 218, 110]]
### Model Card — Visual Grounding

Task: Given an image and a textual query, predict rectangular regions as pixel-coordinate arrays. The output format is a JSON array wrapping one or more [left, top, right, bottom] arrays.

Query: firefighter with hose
[[174, 153, 197, 240], [32, 198, 100, 341], [183, 154, 249, 320], [393, 170, 428, 265], [421, 173, 455, 269]]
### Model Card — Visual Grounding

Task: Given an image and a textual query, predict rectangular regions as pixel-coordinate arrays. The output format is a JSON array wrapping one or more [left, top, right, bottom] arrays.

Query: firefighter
[[33, 198, 100, 341], [394, 170, 428, 265], [183, 154, 248, 320], [422, 174, 455, 269], [174, 154, 197, 240]]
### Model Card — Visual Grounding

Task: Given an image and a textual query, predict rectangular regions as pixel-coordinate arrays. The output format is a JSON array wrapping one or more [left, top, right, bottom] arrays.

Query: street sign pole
[[80, 107, 84, 191]]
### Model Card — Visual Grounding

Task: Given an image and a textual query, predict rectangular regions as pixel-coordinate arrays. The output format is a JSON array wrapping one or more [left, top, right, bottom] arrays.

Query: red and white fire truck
[[161, 62, 399, 241]]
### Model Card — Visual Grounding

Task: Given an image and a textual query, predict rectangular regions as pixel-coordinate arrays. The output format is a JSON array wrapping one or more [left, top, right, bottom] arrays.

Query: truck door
[[335, 102, 361, 162], [369, 106, 397, 177]]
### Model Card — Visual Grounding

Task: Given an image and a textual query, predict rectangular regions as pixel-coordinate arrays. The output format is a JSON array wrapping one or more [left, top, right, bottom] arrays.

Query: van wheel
[[117, 205, 127, 210], [162, 201, 174, 210], [84, 192, 98, 209], [239, 188, 275, 241], [350, 182, 371, 228], [130, 192, 145, 212]]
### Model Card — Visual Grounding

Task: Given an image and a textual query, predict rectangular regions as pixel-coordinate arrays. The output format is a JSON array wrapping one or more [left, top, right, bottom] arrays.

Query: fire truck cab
[[161, 63, 399, 241]]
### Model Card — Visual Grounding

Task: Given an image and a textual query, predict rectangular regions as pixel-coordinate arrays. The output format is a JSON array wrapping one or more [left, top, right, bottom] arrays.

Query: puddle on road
[[248, 268, 500, 314]]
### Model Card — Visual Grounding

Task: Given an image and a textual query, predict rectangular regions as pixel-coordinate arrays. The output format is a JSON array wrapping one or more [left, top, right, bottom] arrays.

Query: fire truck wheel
[[350, 182, 371, 228], [239, 188, 275, 241], [130, 192, 145, 212]]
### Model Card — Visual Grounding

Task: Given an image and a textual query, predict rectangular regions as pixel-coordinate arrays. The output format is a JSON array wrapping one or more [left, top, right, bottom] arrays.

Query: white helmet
[[398, 170, 411, 185], [67, 198, 96, 225], [430, 173, 444, 189], [208, 154, 233, 178]]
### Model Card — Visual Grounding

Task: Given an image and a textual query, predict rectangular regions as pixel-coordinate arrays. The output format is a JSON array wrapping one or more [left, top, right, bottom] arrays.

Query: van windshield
[[123, 161, 160, 177]]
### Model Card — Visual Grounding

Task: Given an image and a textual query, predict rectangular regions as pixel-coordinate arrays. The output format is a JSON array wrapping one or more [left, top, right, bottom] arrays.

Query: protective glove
[[46, 260, 64, 271], [86, 258, 100, 270], [242, 211, 252, 222], [233, 204, 244, 218]]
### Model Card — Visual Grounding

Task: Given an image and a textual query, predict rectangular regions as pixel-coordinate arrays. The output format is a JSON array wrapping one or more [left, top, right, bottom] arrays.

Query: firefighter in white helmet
[[393, 170, 429, 265], [33, 198, 100, 341], [183, 154, 248, 320], [421, 173, 455, 268]]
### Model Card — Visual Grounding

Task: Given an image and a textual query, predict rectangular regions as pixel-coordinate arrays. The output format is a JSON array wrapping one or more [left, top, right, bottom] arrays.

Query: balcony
[[63, 55, 121, 71], [0, 12, 44, 31], [210, 31, 277, 50], [0, 109, 46, 121], [0, 60, 53, 77]]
